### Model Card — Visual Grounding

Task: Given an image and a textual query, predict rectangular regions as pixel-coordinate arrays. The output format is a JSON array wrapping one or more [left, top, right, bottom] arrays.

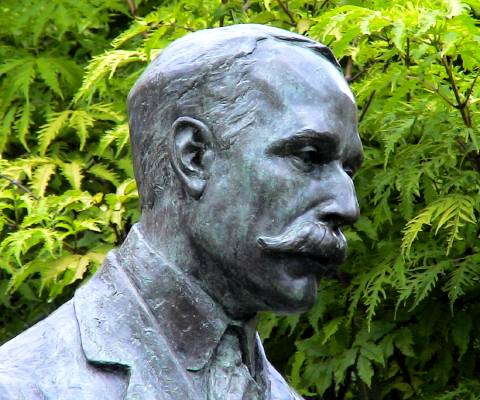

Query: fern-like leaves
[[402, 195, 476, 255], [74, 50, 146, 103], [38, 111, 71, 155]]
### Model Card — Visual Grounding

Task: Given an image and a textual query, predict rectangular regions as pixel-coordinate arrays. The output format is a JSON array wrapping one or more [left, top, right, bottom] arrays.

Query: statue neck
[[138, 209, 259, 320]]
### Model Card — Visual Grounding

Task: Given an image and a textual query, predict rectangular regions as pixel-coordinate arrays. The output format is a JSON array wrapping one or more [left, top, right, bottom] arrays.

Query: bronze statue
[[0, 24, 363, 399]]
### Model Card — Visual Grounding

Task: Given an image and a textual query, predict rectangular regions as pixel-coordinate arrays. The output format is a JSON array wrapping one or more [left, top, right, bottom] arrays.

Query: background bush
[[1, 1, 480, 398]]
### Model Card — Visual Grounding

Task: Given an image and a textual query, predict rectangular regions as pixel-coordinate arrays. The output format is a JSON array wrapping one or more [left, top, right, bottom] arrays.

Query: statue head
[[127, 24, 363, 318]]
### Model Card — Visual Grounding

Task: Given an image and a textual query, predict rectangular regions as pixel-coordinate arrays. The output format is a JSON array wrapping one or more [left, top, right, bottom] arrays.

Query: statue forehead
[[131, 40, 349, 120], [249, 41, 355, 106], [231, 43, 359, 154], [129, 24, 339, 101]]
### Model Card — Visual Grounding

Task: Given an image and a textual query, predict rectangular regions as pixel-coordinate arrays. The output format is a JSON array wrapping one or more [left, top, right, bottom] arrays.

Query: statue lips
[[257, 220, 347, 276]]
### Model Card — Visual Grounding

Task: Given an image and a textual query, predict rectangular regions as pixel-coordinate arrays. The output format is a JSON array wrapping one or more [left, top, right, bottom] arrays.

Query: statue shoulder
[[0, 299, 78, 361], [0, 375, 47, 400], [0, 299, 129, 399], [0, 300, 79, 396]]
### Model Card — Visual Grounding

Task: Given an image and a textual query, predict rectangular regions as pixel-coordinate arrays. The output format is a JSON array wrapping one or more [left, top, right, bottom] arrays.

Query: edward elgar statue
[[0, 24, 363, 400]]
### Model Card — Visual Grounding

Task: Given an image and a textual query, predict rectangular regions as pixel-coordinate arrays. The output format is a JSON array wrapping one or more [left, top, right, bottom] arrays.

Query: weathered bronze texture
[[0, 24, 362, 399]]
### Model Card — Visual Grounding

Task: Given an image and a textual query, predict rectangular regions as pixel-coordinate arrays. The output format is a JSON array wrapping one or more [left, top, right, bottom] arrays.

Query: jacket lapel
[[74, 251, 198, 400]]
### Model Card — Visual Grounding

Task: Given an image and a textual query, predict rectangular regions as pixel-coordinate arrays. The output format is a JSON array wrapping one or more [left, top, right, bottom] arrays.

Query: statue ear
[[169, 117, 215, 199]]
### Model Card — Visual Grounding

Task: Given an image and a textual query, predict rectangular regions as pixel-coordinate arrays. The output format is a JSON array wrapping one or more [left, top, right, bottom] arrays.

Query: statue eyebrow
[[266, 129, 340, 156]]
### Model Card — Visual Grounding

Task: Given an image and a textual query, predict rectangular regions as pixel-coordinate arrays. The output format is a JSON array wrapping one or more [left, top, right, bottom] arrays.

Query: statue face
[[189, 43, 363, 314]]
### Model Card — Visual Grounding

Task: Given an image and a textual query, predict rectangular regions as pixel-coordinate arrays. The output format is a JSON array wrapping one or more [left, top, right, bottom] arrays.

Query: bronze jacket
[[0, 225, 303, 400]]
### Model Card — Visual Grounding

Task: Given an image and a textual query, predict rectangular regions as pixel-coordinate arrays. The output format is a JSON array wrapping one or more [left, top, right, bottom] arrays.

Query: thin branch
[[0, 174, 38, 199], [276, 0, 296, 26], [242, 0, 252, 12], [407, 73, 458, 108], [466, 149, 480, 172], [63, 241, 77, 253], [428, 47, 480, 170], [463, 69, 480, 108], [110, 221, 122, 245], [170, 23, 194, 32], [125, 0, 137, 17], [219, 0, 228, 27], [344, 56, 353, 81], [441, 56, 463, 107], [337, 366, 353, 399], [359, 90, 376, 123], [441, 55, 472, 127], [405, 38, 411, 102], [455, 137, 480, 172], [347, 61, 375, 83], [394, 350, 416, 396], [154, 22, 194, 32], [2, 214, 18, 229], [359, 380, 370, 400], [424, 85, 457, 108], [347, 69, 364, 83], [405, 38, 411, 67], [319, 0, 330, 9]]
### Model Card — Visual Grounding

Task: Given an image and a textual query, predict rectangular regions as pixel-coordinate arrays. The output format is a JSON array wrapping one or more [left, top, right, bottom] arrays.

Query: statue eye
[[291, 145, 319, 172]]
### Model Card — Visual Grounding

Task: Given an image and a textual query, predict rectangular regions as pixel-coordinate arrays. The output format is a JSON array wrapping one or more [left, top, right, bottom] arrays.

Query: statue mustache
[[256, 220, 347, 262]]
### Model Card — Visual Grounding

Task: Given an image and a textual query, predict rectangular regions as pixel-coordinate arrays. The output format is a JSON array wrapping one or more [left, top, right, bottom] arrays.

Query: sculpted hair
[[127, 24, 340, 209]]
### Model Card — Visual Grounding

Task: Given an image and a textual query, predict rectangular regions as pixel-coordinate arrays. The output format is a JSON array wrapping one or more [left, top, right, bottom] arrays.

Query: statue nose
[[324, 196, 359, 228], [318, 172, 360, 228], [336, 194, 360, 226]]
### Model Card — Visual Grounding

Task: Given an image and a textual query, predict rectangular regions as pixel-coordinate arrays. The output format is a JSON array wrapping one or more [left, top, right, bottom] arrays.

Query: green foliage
[[0, 0, 138, 342], [2, 0, 480, 399]]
